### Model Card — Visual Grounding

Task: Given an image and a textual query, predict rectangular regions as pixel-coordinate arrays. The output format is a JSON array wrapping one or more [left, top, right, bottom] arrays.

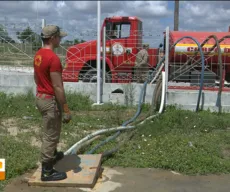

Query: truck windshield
[[106, 22, 131, 39]]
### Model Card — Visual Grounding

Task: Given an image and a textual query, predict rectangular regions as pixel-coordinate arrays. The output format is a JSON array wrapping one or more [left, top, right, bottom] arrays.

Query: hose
[[169, 35, 222, 81], [102, 72, 166, 157], [97, 36, 204, 157], [64, 36, 205, 156], [168, 35, 224, 113], [64, 125, 135, 155], [85, 81, 148, 154]]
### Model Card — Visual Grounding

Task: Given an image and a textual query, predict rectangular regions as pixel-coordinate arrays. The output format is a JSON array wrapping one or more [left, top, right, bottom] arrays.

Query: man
[[34, 25, 71, 181], [135, 44, 149, 83]]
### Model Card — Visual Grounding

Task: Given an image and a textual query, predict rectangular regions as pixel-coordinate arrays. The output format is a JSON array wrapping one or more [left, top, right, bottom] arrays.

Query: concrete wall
[[1, 71, 230, 112], [0, 71, 36, 95]]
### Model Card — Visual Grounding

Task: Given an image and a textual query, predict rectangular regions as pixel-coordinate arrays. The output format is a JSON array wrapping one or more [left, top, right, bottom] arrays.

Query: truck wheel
[[83, 69, 111, 83]]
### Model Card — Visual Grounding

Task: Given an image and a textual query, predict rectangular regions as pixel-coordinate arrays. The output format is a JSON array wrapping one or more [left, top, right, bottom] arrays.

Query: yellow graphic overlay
[[0, 159, 5, 180]]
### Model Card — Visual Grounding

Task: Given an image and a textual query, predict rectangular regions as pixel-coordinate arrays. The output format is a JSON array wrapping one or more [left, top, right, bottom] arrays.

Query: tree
[[16, 27, 42, 50], [63, 39, 86, 46], [74, 38, 85, 44], [0, 24, 15, 43]]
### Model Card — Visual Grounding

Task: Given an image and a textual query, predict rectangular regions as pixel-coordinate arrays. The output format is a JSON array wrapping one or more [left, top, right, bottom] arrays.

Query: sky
[[0, 1, 230, 47]]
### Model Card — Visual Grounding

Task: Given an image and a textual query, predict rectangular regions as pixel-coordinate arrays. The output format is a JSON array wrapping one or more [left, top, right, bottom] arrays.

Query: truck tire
[[83, 69, 112, 83]]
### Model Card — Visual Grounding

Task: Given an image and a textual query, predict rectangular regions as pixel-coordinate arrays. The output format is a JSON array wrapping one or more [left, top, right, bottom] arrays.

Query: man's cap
[[41, 25, 67, 38]]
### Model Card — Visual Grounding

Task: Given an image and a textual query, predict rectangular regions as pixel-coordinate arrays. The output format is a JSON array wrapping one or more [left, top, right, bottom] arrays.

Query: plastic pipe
[[102, 71, 166, 157], [67, 36, 205, 156], [64, 125, 135, 155], [85, 81, 148, 154], [159, 71, 166, 113]]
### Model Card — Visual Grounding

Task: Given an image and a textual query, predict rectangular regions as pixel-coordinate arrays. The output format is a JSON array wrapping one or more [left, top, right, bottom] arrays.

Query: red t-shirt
[[34, 48, 63, 96]]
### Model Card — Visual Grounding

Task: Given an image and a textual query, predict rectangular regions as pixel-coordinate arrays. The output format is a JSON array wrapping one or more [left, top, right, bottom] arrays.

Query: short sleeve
[[50, 55, 63, 73]]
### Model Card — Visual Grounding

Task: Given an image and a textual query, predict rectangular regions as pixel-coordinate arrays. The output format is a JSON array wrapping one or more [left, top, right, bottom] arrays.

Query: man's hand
[[63, 104, 72, 123]]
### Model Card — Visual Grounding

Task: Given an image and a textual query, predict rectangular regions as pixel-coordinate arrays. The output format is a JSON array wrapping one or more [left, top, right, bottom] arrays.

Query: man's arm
[[50, 71, 67, 109]]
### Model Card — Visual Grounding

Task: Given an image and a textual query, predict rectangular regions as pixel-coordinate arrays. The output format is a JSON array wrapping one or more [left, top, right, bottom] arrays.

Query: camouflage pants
[[35, 94, 62, 163], [135, 66, 149, 83]]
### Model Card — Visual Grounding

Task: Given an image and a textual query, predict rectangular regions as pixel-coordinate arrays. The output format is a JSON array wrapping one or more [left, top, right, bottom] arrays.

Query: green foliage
[[63, 39, 86, 46], [0, 136, 39, 191], [16, 27, 42, 51], [0, 24, 15, 43], [1, 91, 230, 191], [103, 106, 230, 175], [0, 90, 39, 120]]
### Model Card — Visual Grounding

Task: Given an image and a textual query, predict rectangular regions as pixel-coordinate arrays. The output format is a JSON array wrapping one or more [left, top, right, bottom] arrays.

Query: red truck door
[[106, 21, 136, 82]]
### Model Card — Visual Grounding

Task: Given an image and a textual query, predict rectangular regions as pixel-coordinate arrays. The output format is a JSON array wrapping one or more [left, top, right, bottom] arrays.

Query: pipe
[[64, 125, 135, 155], [96, 1, 101, 104], [86, 36, 205, 154], [85, 81, 148, 154], [159, 72, 166, 113], [102, 71, 166, 157], [65, 36, 205, 156]]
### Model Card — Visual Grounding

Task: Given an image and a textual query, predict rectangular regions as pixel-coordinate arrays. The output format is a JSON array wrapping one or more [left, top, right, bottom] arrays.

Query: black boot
[[41, 162, 67, 181], [53, 149, 64, 165]]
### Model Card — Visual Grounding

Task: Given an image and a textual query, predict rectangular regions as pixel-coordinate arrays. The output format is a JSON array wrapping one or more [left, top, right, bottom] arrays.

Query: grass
[[102, 106, 230, 175], [1, 91, 230, 190]]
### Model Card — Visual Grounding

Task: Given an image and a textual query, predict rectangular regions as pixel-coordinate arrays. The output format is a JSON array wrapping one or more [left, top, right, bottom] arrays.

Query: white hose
[[64, 71, 166, 155], [159, 71, 166, 113], [64, 126, 135, 155], [150, 62, 165, 84], [139, 71, 166, 125]]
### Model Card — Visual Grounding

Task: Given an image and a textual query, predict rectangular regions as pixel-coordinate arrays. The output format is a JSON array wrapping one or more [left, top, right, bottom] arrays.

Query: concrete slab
[[28, 154, 102, 188]]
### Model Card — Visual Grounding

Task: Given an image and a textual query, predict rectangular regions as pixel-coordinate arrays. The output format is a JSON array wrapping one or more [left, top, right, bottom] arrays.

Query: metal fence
[[0, 18, 229, 93], [62, 27, 164, 83], [0, 19, 165, 83], [167, 33, 230, 91]]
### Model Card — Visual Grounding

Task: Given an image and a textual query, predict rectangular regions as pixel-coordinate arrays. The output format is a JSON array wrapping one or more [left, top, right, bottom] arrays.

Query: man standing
[[34, 25, 71, 181], [135, 44, 149, 83]]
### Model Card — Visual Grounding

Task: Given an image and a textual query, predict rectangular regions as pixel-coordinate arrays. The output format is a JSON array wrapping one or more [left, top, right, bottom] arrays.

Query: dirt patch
[[30, 136, 41, 148], [75, 109, 137, 117], [1, 118, 22, 136], [223, 147, 230, 158], [0, 118, 41, 136]]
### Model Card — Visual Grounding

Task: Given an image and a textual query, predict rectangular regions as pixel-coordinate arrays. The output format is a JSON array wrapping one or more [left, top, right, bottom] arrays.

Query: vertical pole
[[96, 1, 101, 104], [103, 26, 106, 84], [165, 26, 170, 103], [174, 0, 179, 31], [41, 19, 46, 47]]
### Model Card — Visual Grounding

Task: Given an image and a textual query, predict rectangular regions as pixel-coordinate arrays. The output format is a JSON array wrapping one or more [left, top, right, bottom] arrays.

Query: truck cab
[[62, 16, 159, 83]]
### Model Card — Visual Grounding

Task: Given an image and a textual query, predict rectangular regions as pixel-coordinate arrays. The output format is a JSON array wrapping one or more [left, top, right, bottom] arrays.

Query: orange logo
[[34, 55, 42, 67], [0, 159, 5, 180]]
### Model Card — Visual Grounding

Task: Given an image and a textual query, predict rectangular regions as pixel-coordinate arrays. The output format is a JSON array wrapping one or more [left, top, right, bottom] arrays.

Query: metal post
[[174, 0, 179, 31], [41, 19, 46, 47], [103, 26, 106, 84], [96, 1, 101, 104], [165, 26, 170, 103]]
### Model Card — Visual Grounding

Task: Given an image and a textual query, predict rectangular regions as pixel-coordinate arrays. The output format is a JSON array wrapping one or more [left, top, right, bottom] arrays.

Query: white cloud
[[125, 1, 171, 17], [180, 1, 230, 31], [0, 1, 229, 45]]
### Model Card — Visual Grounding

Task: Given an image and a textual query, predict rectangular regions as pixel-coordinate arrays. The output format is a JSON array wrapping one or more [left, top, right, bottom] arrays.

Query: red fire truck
[[62, 16, 230, 84]]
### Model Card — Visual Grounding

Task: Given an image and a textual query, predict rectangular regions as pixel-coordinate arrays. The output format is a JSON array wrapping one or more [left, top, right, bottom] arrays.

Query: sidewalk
[[4, 167, 230, 192]]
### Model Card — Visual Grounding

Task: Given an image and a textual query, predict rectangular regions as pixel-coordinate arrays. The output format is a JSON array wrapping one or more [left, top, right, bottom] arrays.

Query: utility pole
[[174, 0, 179, 31]]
